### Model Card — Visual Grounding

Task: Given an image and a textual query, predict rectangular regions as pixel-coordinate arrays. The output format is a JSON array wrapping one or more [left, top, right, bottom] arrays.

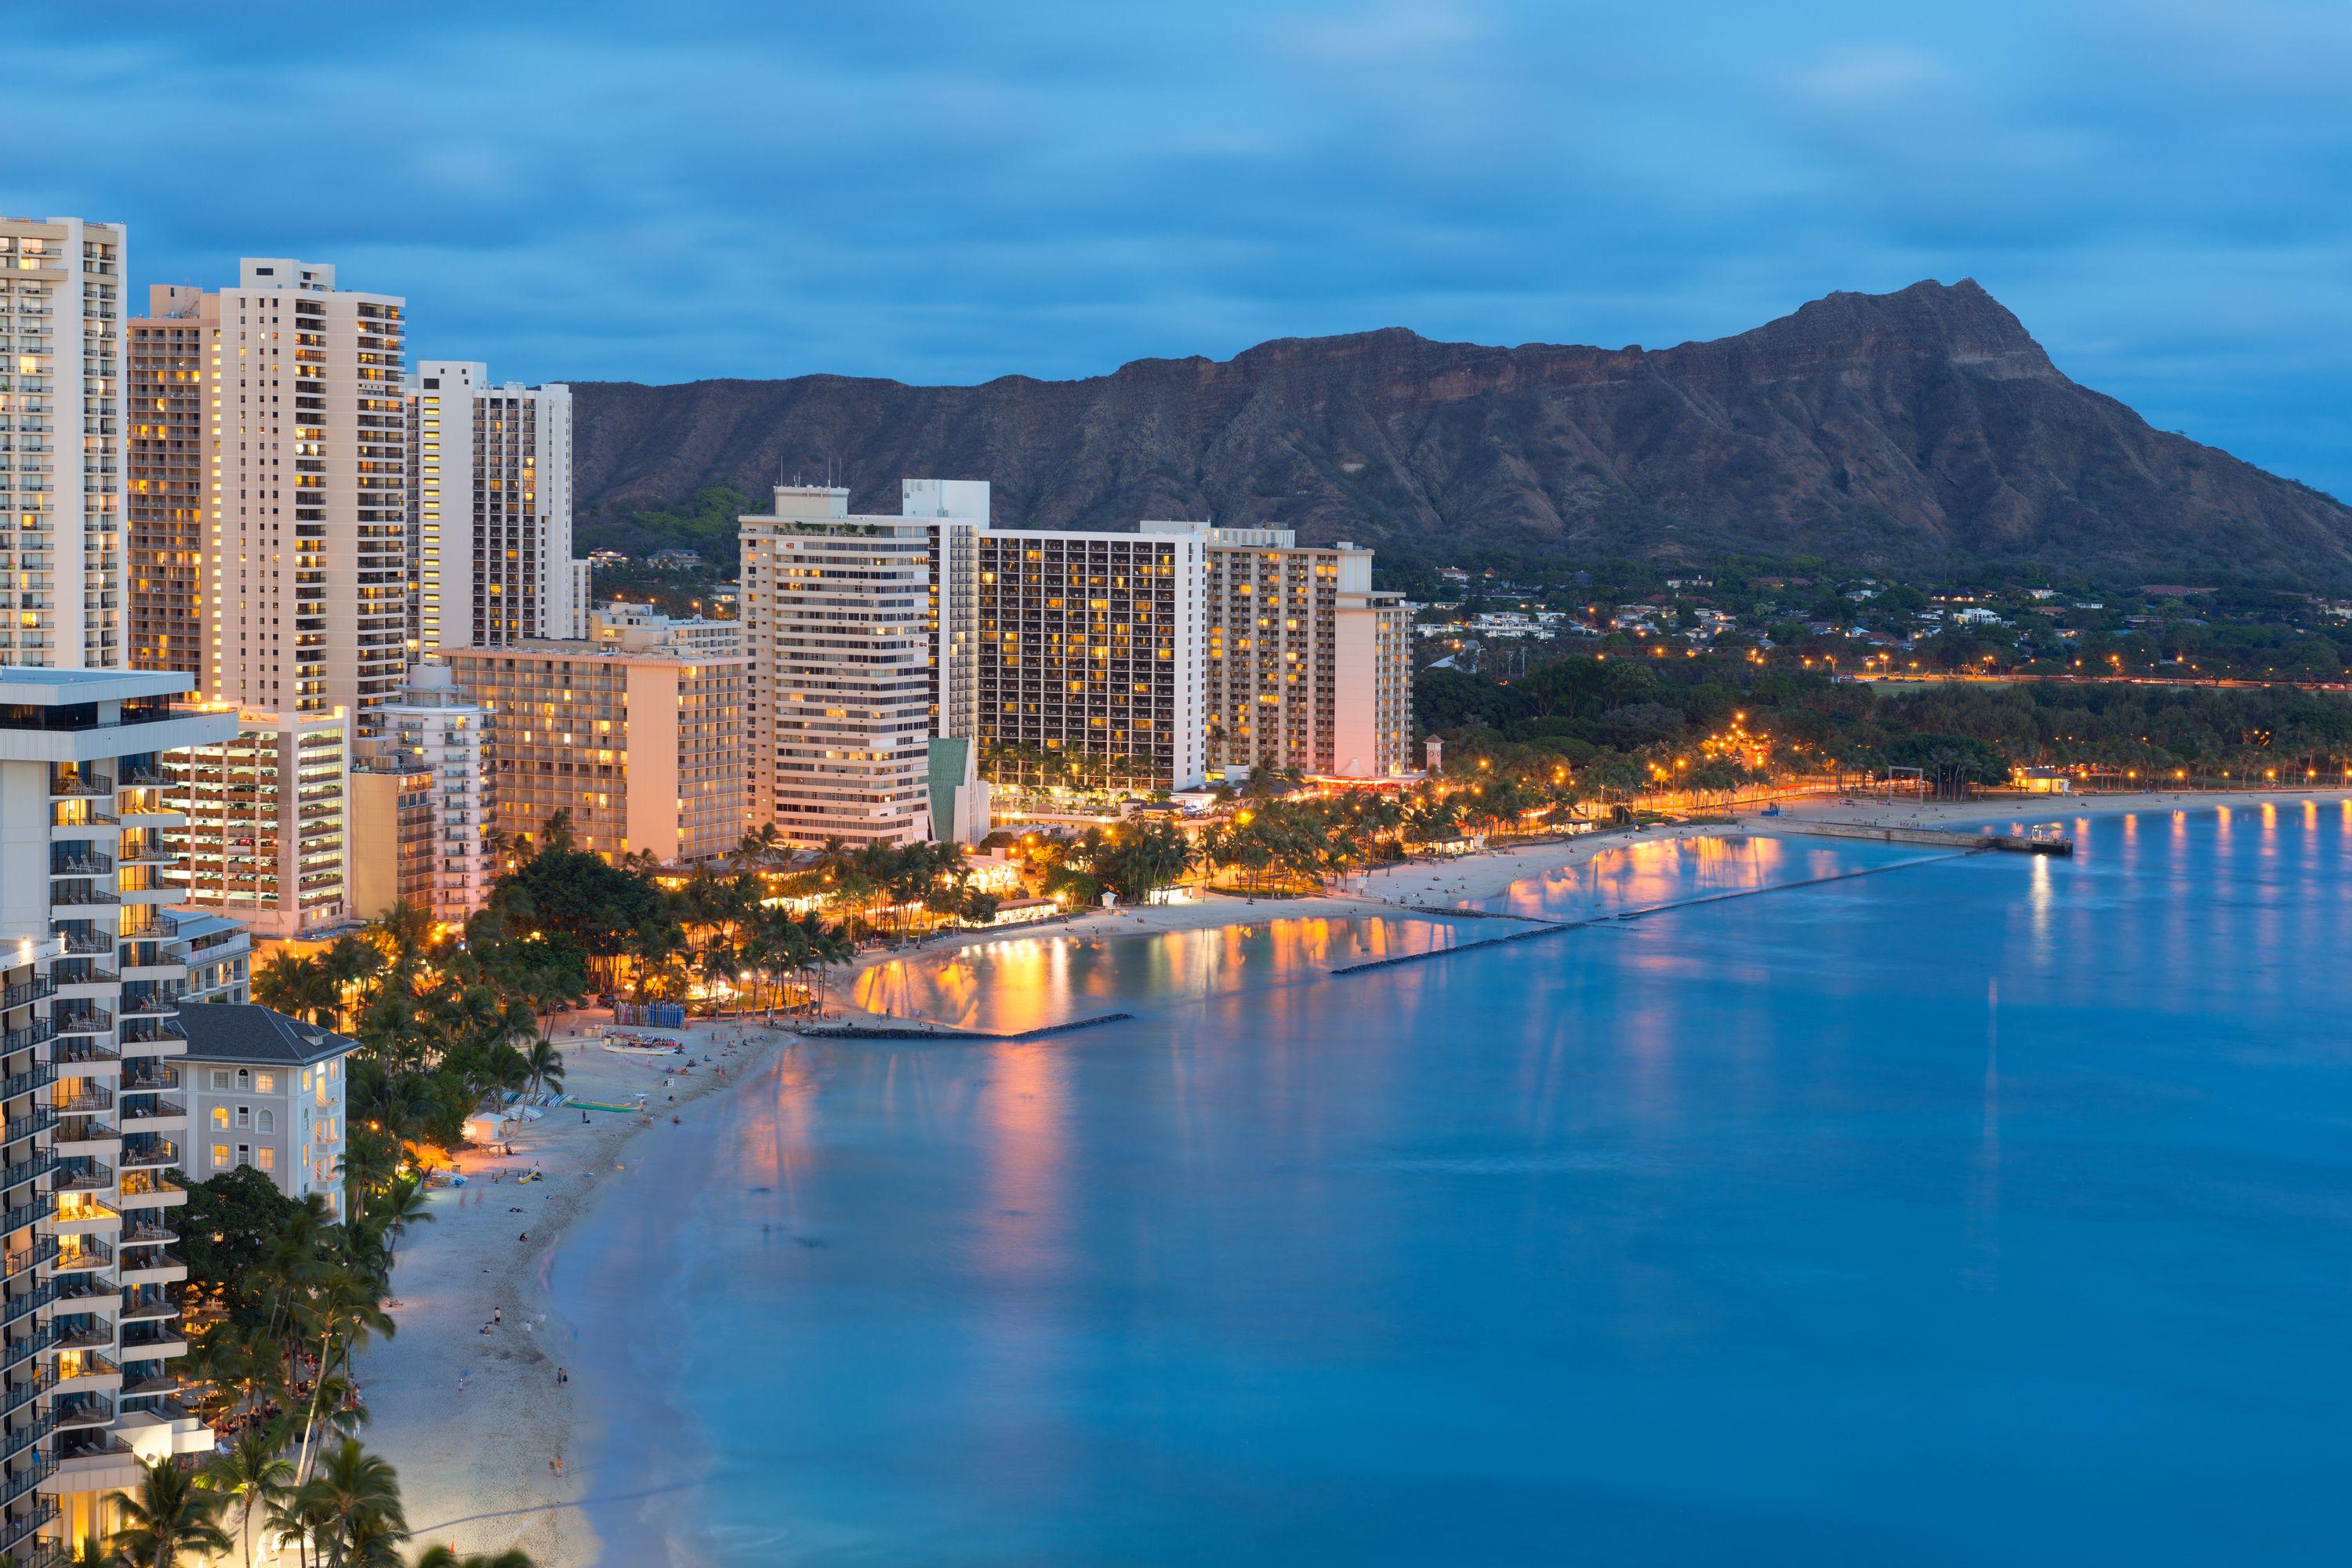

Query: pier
[[1762, 818, 2074, 856]]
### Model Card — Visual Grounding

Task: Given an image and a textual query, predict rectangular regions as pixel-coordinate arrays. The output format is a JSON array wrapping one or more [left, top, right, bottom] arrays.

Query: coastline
[[356, 1022, 789, 1566], [361, 784, 2351, 1566]]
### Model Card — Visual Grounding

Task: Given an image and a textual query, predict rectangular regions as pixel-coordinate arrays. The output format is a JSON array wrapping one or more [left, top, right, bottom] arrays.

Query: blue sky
[[16, 1, 2351, 498]]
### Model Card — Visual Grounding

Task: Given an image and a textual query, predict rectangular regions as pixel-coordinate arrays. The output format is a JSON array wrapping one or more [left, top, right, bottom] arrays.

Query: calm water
[[556, 804, 2352, 1566]]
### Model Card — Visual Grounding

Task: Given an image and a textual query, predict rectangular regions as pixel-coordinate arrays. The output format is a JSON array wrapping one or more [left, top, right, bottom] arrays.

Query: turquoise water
[[556, 804, 2352, 1565]]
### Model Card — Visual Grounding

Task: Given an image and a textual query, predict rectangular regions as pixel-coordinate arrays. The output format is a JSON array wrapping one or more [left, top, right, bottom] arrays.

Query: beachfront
[[358, 786, 2352, 1566]]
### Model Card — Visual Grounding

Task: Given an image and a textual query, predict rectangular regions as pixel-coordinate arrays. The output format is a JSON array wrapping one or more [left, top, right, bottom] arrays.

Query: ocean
[[554, 804, 2352, 1566]]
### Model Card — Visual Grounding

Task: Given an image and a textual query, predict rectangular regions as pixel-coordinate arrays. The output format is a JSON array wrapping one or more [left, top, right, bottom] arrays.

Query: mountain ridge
[[570, 281, 2352, 582]]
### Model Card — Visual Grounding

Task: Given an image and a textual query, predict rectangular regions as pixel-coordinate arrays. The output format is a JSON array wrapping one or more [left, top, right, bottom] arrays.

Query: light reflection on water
[[851, 913, 1500, 1033], [559, 805, 2352, 1568]]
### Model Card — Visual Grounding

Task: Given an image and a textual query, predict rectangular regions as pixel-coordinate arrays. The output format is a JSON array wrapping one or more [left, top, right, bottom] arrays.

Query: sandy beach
[[358, 784, 2352, 1566]]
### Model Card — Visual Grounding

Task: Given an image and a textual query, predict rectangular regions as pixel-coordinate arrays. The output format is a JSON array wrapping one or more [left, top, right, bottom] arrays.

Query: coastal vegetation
[[1417, 652, 2352, 794]]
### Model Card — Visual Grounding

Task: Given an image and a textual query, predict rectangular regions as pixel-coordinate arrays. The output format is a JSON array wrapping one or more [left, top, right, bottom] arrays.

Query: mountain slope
[[570, 281, 2352, 580]]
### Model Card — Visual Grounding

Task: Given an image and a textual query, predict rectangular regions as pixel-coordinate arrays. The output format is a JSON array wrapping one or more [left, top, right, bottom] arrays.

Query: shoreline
[[362, 784, 2351, 1565]]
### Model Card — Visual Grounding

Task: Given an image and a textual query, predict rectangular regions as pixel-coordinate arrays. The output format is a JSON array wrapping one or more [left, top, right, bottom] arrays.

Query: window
[[236, 1069, 249, 1090], [256, 1110, 274, 1134], [211, 1070, 231, 1091], [235, 1144, 251, 1168], [256, 1072, 276, 1094], [210, 1107, 228, 1130], [256, 1147, 275, 1173], [212, 1144, 230, 1170], [303, 1069, 312, 1091], [235, 1106, 250, 1129]]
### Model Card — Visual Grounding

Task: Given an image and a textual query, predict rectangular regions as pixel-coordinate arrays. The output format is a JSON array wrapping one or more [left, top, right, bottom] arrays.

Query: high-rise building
[[365, 664, 490, 924], [1, 216, 129, 670], [125, 288, 205, 677], [738, 485, 973, 847], [973, 528, 1207, 793], [443, 637, 746, 866], [127, 261, 406, 730], [0, 667, 232, 1556], [1138, 521, 1413, 778], [165, 710, 352, 940], [402, 361, 575, 659]]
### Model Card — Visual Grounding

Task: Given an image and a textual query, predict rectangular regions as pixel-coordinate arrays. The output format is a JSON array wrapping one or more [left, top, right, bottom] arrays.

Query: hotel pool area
[[555, 804, 2352, 1566]]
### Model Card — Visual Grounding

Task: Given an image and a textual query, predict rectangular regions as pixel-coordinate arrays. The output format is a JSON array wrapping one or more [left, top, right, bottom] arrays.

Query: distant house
[[646, 547, 704, 572], [586, 548, 630, 566], [2013, 767, 2074, 795]]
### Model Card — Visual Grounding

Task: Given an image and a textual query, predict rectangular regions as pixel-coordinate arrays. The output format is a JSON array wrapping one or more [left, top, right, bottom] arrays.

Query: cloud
[[12, 0, 2350, 500]]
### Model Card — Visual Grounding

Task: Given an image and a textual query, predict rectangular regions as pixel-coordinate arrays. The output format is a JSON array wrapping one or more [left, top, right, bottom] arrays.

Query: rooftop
[[180, 1004, 358, 1067]]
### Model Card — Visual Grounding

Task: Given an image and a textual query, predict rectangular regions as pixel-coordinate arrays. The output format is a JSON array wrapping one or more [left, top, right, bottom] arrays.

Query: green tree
[[112, 1455, 236, 1568]]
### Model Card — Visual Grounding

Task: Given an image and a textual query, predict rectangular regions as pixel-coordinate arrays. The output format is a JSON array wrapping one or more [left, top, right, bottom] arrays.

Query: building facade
[[443, 639, 746, 865], [738, 486, 962, 846], [128, 261, 406, 731], [348, 760, 434, 920], [181, 1006, 352, 1210], [125, 288, 205, 678], [403, 361, 575, 659], [1138, 521, 1413, 778], [587, 603, 742, 659], [365, 664, 489, 924], [975, 528, 1207, 793], [0, 668, 230, 1556], [1, 216, 129, 670], [165, 710, 351, 940]]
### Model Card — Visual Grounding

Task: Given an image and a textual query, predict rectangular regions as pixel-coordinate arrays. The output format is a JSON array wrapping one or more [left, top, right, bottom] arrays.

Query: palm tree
[[521, 1036, 564, 1097], [296, 1439, 409, 1566], [113, 1454, 236, 1568], [412, 1546, 541, 1568], [536, 808, 579, 855], [209, 1430, 297, 1568], [256, 952, 337, 1027]]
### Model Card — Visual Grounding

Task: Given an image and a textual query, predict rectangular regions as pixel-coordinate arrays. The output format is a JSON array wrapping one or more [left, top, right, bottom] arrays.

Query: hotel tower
[[0, 216, 129, 670], [402, 361, 583, 659], [0, 669, 235, 1558]]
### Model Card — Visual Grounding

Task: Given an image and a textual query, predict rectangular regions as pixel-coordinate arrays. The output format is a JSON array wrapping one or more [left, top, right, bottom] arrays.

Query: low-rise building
[[181, 1004, 354, 1210], [589, 603, 743, 659], [444, 637, 748, 865]]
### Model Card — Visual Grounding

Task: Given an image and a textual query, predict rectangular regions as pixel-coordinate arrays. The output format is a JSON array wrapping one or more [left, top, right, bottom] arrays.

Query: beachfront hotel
[[180, 1005, 353, 1211], [126, 262, 408, 731], [443, 628, 747, 865], [1138, 520, 1414, 779], [738, 484, 980, 846], [974, 526, 1209, 793], [0, 667, 232, 1558], [402, 360, 584, 659], [1, 216, 129, 670]]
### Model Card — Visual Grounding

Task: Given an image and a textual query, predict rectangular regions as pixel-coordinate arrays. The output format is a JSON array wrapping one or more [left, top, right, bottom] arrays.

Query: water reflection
[[851, 915, 1494, 1033]]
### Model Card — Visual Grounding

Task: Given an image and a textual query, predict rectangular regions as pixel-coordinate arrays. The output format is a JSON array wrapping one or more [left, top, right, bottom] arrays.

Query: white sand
[[356, 1018, 788, 1567], [359, 785, 2350, 1564]]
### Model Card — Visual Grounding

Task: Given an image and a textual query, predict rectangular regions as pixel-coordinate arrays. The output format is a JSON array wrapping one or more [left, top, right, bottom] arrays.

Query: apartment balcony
[[115, 1219, 172, 1247], [49, 966, 117, 993], [117, 1323, 183, 1359], [118, 1141, 176, 1171], [113, 1065, 176, 1094], [47, 851, 111, 880], [50, 1163, 111, 1196], [115, 1099, 182, 1134], [0, 1063, 55, 1102], [0, 980, 51, 1013], [47, 884, 118, 917], [49, 1320, 111, 1356], [50, 1008, 111, 1038], [43, 1272, 109, 1312], [41, 1200, 119, 1236], [49, 1352, 122, 1396], [0, 1153, 55, 1198], [0, 1410, 52, 1466], [46, 775, 111, 800], [0, 1108, 53, 1150], [0, 1454, 53, 1512], [53, 931, 110, 957], [48, 1394, 111, 1432], [44, 1241, 107, 1276], [113, 1250, 180, 1287], [0, 1327, 57, 1380], [114, 1174, 183, 1210]]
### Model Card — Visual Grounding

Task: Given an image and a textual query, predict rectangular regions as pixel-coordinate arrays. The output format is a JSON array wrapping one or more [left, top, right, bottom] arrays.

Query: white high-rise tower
[[402, 361, 575, 656]]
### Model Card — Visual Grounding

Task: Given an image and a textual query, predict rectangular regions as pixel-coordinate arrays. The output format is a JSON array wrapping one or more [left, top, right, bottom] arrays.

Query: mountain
[[569, 280, 2352, 582]]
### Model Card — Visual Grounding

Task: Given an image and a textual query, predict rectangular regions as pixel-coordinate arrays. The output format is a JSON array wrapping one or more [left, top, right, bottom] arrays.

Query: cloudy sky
[[17, 1, 2350, 497]]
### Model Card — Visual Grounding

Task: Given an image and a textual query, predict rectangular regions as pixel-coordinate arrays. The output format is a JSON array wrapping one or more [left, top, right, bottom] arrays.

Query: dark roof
[[179, 1004, 357, 1067]]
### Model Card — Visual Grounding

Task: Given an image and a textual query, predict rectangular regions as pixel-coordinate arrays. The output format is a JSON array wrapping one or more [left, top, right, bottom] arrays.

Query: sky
[[15, 0, 2352, 499]]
